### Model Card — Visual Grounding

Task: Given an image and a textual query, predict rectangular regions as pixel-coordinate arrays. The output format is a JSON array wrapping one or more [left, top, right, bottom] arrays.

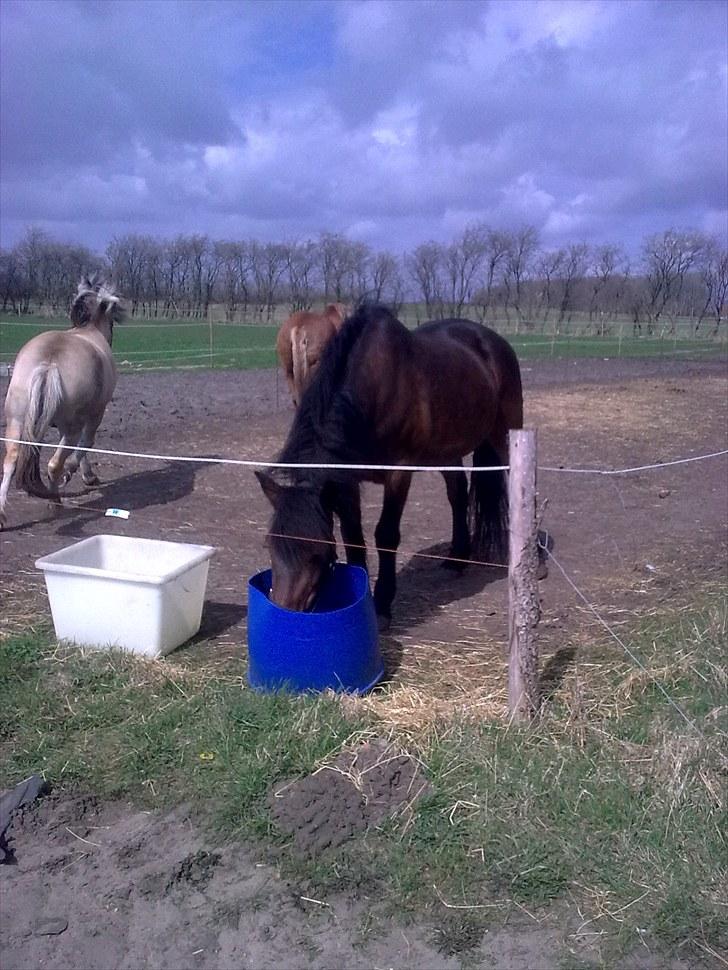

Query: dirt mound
[[270, 738, 431, 853], [6, 789, 102, 851]]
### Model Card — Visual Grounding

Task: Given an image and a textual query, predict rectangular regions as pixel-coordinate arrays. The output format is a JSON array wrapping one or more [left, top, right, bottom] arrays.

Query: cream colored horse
[[276, 303, 349, 406], [0, 278, 122, 529]]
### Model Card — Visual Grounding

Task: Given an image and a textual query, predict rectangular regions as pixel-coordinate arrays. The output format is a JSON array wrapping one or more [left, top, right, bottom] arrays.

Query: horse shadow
[[53, 458, 219, 538], [371, 546, 504, 681], [379, 531, 556, 679], [377, 633, 405, 682], [384, 540, 507, 632]]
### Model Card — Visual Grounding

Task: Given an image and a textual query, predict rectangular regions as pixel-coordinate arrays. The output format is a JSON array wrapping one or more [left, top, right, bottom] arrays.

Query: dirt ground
[[1, 355, 727, 969]]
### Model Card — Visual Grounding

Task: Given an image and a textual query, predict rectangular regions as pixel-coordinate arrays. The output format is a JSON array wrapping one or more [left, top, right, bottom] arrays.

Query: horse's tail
[[469, 441, 509, 563], [290, 325, 308, 402], [15, 364, 63, 499]]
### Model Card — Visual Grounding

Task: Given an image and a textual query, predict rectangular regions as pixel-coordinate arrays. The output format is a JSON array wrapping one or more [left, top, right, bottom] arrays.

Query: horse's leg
[[334, 482, 367, 568], [441, 465, 470, 570], [0, 418, 21, 529], [76, 416, 104, 486], [373, 470, 412, 626], [47, 431, 81, 505], [63, 413, 104, 486]]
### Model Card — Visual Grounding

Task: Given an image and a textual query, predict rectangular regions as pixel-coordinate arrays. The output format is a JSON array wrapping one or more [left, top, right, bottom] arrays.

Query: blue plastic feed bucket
[[247, 564, 384, 694]]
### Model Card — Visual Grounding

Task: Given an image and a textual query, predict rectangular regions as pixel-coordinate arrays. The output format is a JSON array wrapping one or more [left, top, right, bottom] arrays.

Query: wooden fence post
[[508, 429, 541, 720]]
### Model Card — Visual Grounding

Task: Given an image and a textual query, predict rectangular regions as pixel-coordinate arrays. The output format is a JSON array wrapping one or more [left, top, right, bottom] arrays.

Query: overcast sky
[[1, 0, 726, 258]]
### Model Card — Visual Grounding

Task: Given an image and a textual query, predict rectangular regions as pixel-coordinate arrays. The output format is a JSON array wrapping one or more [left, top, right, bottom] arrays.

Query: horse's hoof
[[83, 475, 100, 487]]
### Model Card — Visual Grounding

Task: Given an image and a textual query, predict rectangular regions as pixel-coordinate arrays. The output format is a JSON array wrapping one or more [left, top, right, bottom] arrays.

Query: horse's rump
[[290, 325, 309, 399], [277, 305, 349, 405], [14, 363, 64, 498]]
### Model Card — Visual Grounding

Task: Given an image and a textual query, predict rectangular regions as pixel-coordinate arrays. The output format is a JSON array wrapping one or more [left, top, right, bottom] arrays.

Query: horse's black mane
[[278, 303, 398, 478]]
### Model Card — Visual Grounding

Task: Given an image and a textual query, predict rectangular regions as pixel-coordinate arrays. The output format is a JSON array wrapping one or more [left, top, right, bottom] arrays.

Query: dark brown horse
[[256, 304, 523, 625], [276, 303, 348, 405]]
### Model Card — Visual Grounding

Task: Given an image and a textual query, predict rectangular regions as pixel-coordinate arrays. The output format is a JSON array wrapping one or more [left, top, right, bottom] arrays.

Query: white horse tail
[[291, 325, 309, 403], [15, 363, 63, 499]]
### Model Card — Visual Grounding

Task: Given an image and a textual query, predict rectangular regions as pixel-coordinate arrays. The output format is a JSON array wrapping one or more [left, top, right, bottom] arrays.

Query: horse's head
[[70, 277, 124, 346], [255, 471, 336, 612]]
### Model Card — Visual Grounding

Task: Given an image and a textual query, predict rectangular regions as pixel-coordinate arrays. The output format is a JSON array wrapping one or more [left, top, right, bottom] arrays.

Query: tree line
[[1, 224, 725, 332]]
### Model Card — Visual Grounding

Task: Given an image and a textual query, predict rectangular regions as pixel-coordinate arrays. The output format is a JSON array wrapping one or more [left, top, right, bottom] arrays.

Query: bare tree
[[442, 224, 487, 317], [180, 235, 223, 317], [369, 251, 403, 310], [535, 249, 565, 324], [344, 241, 372, 303], [642, 229, 705, 332], [588, 244, 627, 324], [406, 241, 446, 318], [318, 232, 348, 301], [473, 228, 511, 323], [0, 249, 24, 312], [107, 235, 149, 314], [16, 227, 50, 313], [283, 239, 319, 311], [216, 241, 251, 320], [557, 243, 590, 324], [503, 225, 539, 328], [316, 233, 372, 303], [249, 241, 287, 320], [696, 238, 728, 333], [158, 237, 186, 317], [142, 238, 163, 317]]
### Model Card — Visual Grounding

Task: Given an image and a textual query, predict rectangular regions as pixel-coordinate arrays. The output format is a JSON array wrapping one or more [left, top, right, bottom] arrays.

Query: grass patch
[[2, 314, 725, 371], [1, 595, 726, 962], [0, 632, 367, 825], [0, 319, 279, 371]]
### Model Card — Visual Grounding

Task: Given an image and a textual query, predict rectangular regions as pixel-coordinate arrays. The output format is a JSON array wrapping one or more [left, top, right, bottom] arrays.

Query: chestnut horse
[[256, 303, 523, 625], [276, 303, 348, 405], [0, 278, 122, 529]]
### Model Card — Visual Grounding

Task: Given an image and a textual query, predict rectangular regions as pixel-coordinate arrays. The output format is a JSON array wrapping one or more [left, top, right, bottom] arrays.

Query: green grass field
[[0, 318, 279, 371], [1, 314, 725, 372]]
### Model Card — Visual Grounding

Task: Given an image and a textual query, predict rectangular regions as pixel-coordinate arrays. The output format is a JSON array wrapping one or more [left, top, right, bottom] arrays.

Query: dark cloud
[[0, 0, 725, 256]]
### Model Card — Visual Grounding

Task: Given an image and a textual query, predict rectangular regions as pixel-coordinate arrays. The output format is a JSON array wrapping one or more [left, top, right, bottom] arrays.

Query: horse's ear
[[95, 284, 124, 326], [255, 470, 282, 507]]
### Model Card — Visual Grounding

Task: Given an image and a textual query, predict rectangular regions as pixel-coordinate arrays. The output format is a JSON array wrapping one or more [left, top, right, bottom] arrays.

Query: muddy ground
[[1, 355, 726, 969]]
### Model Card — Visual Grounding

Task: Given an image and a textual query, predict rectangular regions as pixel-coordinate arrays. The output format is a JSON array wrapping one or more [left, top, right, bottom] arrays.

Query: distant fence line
[[2, 301, 726, 333], [1, 310, 726, 378]]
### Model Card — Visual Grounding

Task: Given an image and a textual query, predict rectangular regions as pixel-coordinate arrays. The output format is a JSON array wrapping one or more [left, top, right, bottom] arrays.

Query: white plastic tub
[[35, 535, 216, 657]]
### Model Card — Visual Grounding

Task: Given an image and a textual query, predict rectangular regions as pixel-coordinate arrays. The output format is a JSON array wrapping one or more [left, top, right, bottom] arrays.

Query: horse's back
[[9, 328, 116, 414], [341, 311, 523, 458], [414, 318, 522, 419], [417, 318, 520, 373]]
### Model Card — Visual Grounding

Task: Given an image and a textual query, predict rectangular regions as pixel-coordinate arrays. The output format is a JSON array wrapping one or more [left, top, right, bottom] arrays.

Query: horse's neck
[[74, 322, 113, 348]]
